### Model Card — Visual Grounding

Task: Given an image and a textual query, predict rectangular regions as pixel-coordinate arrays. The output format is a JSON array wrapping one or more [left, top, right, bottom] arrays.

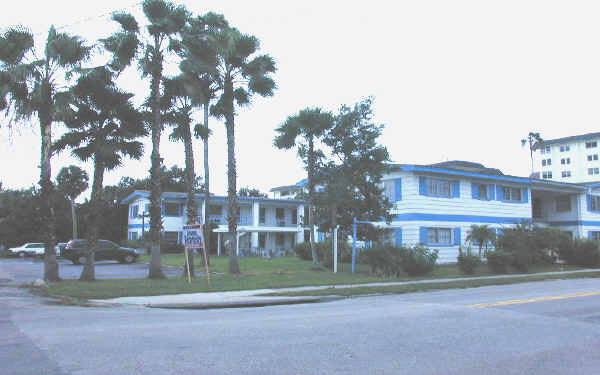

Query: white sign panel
[[183, 224, 204, 249]]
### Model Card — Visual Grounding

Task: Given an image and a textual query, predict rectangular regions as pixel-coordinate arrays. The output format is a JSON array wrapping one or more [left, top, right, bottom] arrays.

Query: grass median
[[41, 255, 595, 300]]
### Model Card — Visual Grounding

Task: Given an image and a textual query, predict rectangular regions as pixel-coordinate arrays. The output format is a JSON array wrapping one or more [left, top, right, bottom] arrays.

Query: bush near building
[[558, 238, 600, 268], [360, 244, 438, 277]]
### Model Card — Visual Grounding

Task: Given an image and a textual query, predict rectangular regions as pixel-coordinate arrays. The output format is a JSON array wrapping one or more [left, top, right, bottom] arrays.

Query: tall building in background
[[532, 132, 600, 183]]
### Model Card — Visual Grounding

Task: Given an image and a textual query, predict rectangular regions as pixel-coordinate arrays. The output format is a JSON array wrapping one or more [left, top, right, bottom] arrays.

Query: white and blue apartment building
[[378, 161, 600, 263], [121, 191, 306, 256]]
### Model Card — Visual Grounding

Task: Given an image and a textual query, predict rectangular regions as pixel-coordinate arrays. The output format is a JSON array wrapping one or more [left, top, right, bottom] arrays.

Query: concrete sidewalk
[[94, 268, 600, 309]]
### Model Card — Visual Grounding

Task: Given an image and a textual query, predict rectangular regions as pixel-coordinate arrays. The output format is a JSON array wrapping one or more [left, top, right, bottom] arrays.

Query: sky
[[1, 0, 600, 199]]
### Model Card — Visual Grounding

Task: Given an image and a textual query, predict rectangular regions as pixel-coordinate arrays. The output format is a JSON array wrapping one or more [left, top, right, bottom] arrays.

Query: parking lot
[[0, 257, 182, 284]]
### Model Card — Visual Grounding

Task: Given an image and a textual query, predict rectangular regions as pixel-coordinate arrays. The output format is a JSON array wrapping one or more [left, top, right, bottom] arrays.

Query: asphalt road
[[0, 257, 182, 284], [1, 265, 600, 375]]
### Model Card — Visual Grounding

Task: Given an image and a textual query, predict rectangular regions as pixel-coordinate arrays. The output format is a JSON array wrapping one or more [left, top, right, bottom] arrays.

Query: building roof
[[120, 190, 307, 205], [536, 132, 600, 147], [270, 178, 308, 192], [427, 160, 504, 176]]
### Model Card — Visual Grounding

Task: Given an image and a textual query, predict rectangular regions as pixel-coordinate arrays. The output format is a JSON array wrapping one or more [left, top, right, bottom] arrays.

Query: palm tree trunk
[[39, 103, 59, 282], [225, 81, 240, 274], [148, 39, 166, 279], [80, 158, 104, 281], [183, 124, 195, 277], [307, 137, 320, 270], [71, 199, 78, 239], [203, 99, 211, 266]]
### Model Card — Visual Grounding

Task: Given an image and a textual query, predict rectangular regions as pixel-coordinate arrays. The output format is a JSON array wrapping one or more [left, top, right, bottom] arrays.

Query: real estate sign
[[183, 224, 204, 249]]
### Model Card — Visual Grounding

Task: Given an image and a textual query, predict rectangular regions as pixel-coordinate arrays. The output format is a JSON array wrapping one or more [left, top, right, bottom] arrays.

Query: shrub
[[401, 245, 438, 276], [320, 240, 352, 269], [561, 239, 600, 267], [294, 242, 314, 261], [161, 241, 184, 254], [486, 251, 513, 273], [361, 244, 403, 277], [457, 254, 481, 275]]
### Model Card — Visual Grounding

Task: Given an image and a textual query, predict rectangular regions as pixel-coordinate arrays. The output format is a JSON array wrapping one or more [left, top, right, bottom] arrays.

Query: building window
[[590, 196, 600, 211], [542, 171, 553, 179], [128, 231, 138, 240], [502, 187, 522, 201], [384, 180, 395, 201], [276, 208, 285, 226], [259, 207, 266, 224], [291, 209, 297, 225], [561, 171, 571, 178], [540, 146, 551, 154], [164, 203, 180, 217], [588, 168, 599, 175], [144, 203, 150, 214], [428, 178, 451, 197], [560, 158, 570, 165], [541, 159, 552, 166], [590, 232, 600, 241], [427, 228, 452, 245], [556, 196, 571, 212], [208, 205, 221, 215], [130, 205, 139, 219], [586, 141, 598, 149], [478, 184, 488, 200], [588, 154, 599, 161], [559, 145, 570, 152], [258, 233, 266, 248], [163, 231, 179, 244]]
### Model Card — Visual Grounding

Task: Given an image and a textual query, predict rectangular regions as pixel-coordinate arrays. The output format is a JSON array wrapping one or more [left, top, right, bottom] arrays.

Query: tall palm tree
[[0, 26, 91, 281], [522, 132, 543, 176], [274, 108, 334, 269], [54, 66, 145, 281], [466, 224, 497, 256], [179, 12, 229, 265], [181, 20, 276, 274], [103, 0, 189, 279], [56, 165, 89, 240], [162, 75, 200, 276]]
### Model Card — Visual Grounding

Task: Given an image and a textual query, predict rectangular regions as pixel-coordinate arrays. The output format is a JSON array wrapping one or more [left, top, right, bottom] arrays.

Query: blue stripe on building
[[392, 213, 531, 224]]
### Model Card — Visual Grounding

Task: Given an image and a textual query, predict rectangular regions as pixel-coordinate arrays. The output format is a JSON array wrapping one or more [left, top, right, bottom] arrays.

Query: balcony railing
[[209, 215, 253, 226], [258, 219, 298, 227]]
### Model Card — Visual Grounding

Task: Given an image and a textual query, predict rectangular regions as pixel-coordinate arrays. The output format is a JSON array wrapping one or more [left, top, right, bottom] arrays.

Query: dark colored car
[[63, 239, 140, 265]]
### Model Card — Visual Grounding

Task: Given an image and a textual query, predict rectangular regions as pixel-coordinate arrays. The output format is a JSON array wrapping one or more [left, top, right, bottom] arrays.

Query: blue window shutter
[[395, 228, 402, 246], [180, 204, 184, 216], [454, 227, 461, 245], [496, 185, 504, 201], [178, 232, 183, 244], [589, 231, 594, 240], [419, 227, 428, 244], [452, 181, 460, 198], [587, 195, 592, 211], [521, 188, 529, 203], [488, 184, 495, 200], [318, 232, 324, 242], [419, 177, 427, 195], [471, 183, 479, 199], [394, 178, 402, 201]]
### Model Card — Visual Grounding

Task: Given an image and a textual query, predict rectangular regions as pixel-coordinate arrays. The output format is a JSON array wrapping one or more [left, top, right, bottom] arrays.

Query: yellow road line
[[469, 291, 600, 308]]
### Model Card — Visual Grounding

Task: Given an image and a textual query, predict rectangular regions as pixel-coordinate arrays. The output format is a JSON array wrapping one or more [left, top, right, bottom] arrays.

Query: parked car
[[7, 243, 45, 257], [62, 239, 140, 264], [55, 242, 67, 257]]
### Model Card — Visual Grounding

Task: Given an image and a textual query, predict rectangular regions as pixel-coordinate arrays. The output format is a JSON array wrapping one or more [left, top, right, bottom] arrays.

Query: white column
[[217, 232, 221, 256], [296, 204, 304, 243], [251, 202, 259, 248], [201, 200, 206, 224]]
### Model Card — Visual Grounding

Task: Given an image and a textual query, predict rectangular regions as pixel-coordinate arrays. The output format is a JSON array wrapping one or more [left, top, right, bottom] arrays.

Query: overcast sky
[[1, 0, 599, 198]]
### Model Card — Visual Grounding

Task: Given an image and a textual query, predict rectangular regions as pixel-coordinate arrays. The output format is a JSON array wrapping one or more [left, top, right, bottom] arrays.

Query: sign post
[[183, 223, 210, 286]]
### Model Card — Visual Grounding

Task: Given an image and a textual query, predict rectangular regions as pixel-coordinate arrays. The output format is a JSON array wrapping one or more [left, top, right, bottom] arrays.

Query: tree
[[54, 66, 145, 281], [274, 108, 333, 269], [103, 0, 189, 279], [0, 26, 91, 281], [238, 187, 267, 198], [184, 21, 276, 273], [56, 166, 89, 240], [521, 132, 543, 176], [318, 97, 393, 241], [466, 224, 496, 256], [179, 12, 228, 265]]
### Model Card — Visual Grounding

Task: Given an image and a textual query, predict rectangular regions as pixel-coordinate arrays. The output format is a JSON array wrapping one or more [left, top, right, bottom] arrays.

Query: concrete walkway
[[95, 268, 600, 309]]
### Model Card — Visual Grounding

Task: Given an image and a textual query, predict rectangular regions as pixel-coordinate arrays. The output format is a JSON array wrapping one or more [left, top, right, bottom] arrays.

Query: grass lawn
[[40, 254, 595, 300]]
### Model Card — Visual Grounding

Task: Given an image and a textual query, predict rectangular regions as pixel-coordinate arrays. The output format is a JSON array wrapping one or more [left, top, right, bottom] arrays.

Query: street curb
[[145, 296, 342, 309]]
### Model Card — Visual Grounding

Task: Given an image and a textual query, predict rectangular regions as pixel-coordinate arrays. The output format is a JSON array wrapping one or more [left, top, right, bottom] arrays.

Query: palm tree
[[274, 108, 334, 269], [181, 21, 276, 274], [179, 12, 229, 265], [162, 75, 200, 276], [54, 66, 145, 281], [0, 26, 91, 281], [102, 0, 189, 279], [522, 132, 543, 176], [56, 165, 89, 240], [466, 224, 497, 256]]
